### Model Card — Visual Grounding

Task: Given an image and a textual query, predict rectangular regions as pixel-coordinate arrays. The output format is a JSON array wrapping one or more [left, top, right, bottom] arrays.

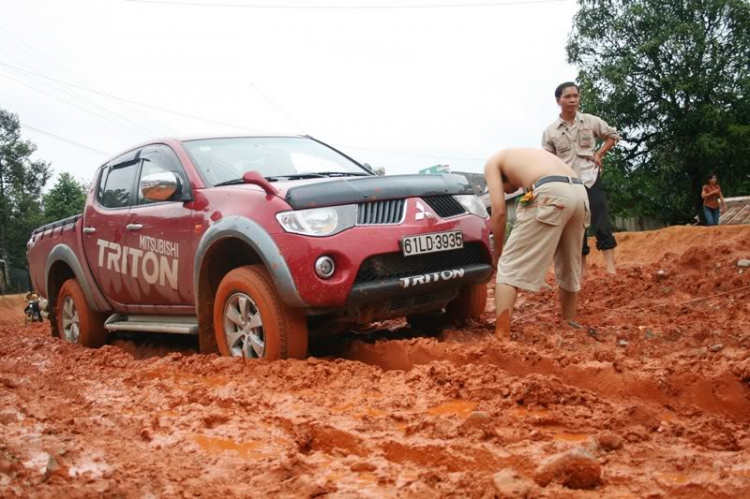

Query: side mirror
[[141, 172, 181, 202]]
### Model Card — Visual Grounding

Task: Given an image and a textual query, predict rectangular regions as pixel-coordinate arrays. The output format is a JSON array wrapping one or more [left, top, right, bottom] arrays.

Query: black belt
[[533, 175, 582, 190]]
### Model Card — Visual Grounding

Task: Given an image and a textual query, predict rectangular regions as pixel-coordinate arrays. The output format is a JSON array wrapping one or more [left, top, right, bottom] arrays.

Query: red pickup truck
[[27, 135, 493, 359]]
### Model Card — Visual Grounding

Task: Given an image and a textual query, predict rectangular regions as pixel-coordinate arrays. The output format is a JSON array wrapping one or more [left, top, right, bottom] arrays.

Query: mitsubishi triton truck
[[27, 135, 494, 360]]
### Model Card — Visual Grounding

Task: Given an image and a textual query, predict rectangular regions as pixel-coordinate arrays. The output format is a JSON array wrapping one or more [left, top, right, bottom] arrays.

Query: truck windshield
[[182, 137, 369, 186]]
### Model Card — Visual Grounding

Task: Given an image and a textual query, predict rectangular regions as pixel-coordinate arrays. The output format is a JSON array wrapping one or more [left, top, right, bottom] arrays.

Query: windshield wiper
[[215, 171, 369, 186], [265, 173, 328, 180], [314, 171, 370, 177], [214, 177, 279, 187], [266, 172, 370, 180]]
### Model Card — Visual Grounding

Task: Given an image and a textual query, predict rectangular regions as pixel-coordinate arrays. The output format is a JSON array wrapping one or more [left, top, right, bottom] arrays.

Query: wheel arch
[[193, 217, 307, 354], [45, 244, 111, 337]]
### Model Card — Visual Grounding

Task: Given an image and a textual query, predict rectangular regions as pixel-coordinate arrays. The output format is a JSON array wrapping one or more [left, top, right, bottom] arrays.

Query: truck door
[[81, 151, 140, 306], [121, 144, 198, 306]]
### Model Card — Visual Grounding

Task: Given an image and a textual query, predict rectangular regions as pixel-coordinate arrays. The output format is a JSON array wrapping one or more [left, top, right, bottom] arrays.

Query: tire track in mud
[[339, 333, 750, 422]]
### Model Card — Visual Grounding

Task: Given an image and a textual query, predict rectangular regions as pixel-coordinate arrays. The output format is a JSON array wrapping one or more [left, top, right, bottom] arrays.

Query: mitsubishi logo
[[415, 201, 433, 221]]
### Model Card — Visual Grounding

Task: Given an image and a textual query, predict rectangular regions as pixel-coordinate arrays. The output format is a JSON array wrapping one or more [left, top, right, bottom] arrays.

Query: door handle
[[126, 224, 143, 231], [83, 227, 96, 234]]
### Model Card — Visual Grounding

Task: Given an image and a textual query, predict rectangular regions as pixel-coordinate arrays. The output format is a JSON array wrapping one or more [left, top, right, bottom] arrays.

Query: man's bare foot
[[603, 249, 616, 275]]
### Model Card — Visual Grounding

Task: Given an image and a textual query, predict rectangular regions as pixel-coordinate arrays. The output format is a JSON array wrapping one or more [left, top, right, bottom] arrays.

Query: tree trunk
[[689, 164, 706, 226]]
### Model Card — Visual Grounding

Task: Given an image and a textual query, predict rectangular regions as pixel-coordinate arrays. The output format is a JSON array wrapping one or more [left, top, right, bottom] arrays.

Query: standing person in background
[[702, 174, 726, 226], [542, 82, 619, 278]]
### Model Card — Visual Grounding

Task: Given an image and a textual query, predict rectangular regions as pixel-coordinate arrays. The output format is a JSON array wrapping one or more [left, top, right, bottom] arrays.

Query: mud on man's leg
[[495, 283, 518, 338]]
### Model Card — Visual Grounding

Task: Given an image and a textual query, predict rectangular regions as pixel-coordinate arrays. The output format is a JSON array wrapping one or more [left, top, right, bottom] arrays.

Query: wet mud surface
[[1, 225, 749, 497]]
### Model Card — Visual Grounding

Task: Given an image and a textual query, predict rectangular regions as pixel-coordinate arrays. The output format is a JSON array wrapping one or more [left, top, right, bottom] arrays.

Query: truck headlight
[[454, 195, 489, 219], [276, 205, 356, 236]]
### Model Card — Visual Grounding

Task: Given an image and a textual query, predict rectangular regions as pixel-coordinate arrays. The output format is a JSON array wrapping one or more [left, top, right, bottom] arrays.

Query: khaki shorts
[[497, 181, 589, 293]]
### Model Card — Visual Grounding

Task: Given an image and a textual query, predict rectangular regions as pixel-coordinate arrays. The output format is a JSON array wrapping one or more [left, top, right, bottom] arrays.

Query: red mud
[[1, 225, 750, 497]]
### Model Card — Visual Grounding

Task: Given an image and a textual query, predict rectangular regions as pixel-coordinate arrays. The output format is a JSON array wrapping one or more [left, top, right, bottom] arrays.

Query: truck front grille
[[422, 196, 466, 218], [354, 243, 486, 283], [357, 199, 406, 225]]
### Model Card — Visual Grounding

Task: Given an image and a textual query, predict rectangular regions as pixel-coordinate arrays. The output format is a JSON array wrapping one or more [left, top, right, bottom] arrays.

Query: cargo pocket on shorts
[[535, 195, 567, 226], [583, 198, 591, 227]]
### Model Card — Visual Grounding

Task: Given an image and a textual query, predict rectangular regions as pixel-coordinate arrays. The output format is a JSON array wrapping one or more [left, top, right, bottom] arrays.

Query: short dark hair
[[555, 82, 579, 100]]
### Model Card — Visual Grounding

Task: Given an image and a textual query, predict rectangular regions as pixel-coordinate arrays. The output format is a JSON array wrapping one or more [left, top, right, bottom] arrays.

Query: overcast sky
[[1, 0, 578, 186]]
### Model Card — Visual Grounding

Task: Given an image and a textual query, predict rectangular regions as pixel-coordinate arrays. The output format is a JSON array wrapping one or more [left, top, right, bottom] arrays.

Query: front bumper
[[272, 198, 493, 309], [345, 263, 492, 322]]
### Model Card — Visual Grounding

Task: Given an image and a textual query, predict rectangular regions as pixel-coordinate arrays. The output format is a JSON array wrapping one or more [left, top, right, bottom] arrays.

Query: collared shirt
[[542, 112, 620, 188]]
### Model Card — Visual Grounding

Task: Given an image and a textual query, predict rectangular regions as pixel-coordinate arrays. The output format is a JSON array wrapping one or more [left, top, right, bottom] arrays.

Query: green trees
[[567, 0, 750, 223], [0, 108, 88, 268], [43, 172, 88, 223], [0, 108, 51, 266]]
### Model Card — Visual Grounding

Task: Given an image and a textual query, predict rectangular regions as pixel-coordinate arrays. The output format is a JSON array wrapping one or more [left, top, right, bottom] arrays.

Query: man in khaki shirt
[[542, 81, 619, 276]]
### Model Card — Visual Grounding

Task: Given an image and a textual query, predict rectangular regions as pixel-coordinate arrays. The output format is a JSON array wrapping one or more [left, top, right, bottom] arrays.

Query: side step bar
[[104, 315, 199, 335]]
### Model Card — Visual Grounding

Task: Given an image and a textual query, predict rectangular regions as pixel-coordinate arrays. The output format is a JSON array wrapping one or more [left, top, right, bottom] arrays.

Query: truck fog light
[[315, 256, 335, 279]]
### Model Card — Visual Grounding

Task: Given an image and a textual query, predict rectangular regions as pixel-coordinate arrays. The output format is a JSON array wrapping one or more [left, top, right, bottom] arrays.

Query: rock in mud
[[534, 447, 602, 490], [596, 432, 624, 452], [43, 456, 59, 479], [464, 411, 492, 428], [736, 259, 750, 268], [710, 344, 724, 352], [350, 461, 377, 472], [617, 339, 629, 347], [493, 468, 532, 498]]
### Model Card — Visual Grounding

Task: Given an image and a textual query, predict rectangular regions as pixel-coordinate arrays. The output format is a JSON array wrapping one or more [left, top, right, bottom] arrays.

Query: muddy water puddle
[[192, 435, 287, 460], [552, 432, 590, 442], [426, 400, 477, 417]]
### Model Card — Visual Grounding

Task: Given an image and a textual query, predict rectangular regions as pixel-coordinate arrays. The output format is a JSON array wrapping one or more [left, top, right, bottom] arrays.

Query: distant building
[[721, 196, 750, 225], [419, 164, 451, 175]]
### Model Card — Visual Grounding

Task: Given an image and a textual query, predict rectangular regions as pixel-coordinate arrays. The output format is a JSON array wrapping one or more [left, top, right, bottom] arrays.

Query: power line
[[0, 62, 486, 163], [126, 0, 567, 9], [0, 72, 156, 138], [0, 46, 158, 138], [334, 143, 485, 161], [0, 27, 172, 137], [21, 123, 113, 156], [250, 83, 307, 135], [0, 61, 263, 133]]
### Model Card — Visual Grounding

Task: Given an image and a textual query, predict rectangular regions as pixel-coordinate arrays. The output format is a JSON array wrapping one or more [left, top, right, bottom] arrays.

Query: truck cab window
[[99, 161, 138, 209]]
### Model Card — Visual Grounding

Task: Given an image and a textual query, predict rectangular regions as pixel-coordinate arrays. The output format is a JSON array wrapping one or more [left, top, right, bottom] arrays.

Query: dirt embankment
[[1, 225, 749, 498]]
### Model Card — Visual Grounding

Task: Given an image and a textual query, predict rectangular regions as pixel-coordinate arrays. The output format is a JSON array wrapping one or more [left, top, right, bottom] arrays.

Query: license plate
[[402, 230, 463, 257]]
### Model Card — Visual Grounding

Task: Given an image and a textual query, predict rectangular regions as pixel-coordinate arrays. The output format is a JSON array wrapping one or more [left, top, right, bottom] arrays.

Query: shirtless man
[[484, 148, 589, 337]]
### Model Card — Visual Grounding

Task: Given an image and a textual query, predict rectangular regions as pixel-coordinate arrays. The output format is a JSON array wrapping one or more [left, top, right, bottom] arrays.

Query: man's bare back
[[484, 148, 580, 267], [485, 148, 577, 192]]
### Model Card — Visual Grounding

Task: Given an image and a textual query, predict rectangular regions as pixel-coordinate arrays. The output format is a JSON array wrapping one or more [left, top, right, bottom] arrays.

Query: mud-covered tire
[[445, 283, 488, 323], [57, 279, 108, 348], [213, 265, 308, 360]]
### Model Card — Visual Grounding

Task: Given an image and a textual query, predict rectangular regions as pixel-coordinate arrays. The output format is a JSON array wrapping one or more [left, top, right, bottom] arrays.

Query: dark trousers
[[582, 174, 617, 256]]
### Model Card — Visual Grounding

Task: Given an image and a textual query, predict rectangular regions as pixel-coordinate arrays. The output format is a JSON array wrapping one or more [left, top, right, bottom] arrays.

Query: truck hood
[[279, 174, 474, 210]]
